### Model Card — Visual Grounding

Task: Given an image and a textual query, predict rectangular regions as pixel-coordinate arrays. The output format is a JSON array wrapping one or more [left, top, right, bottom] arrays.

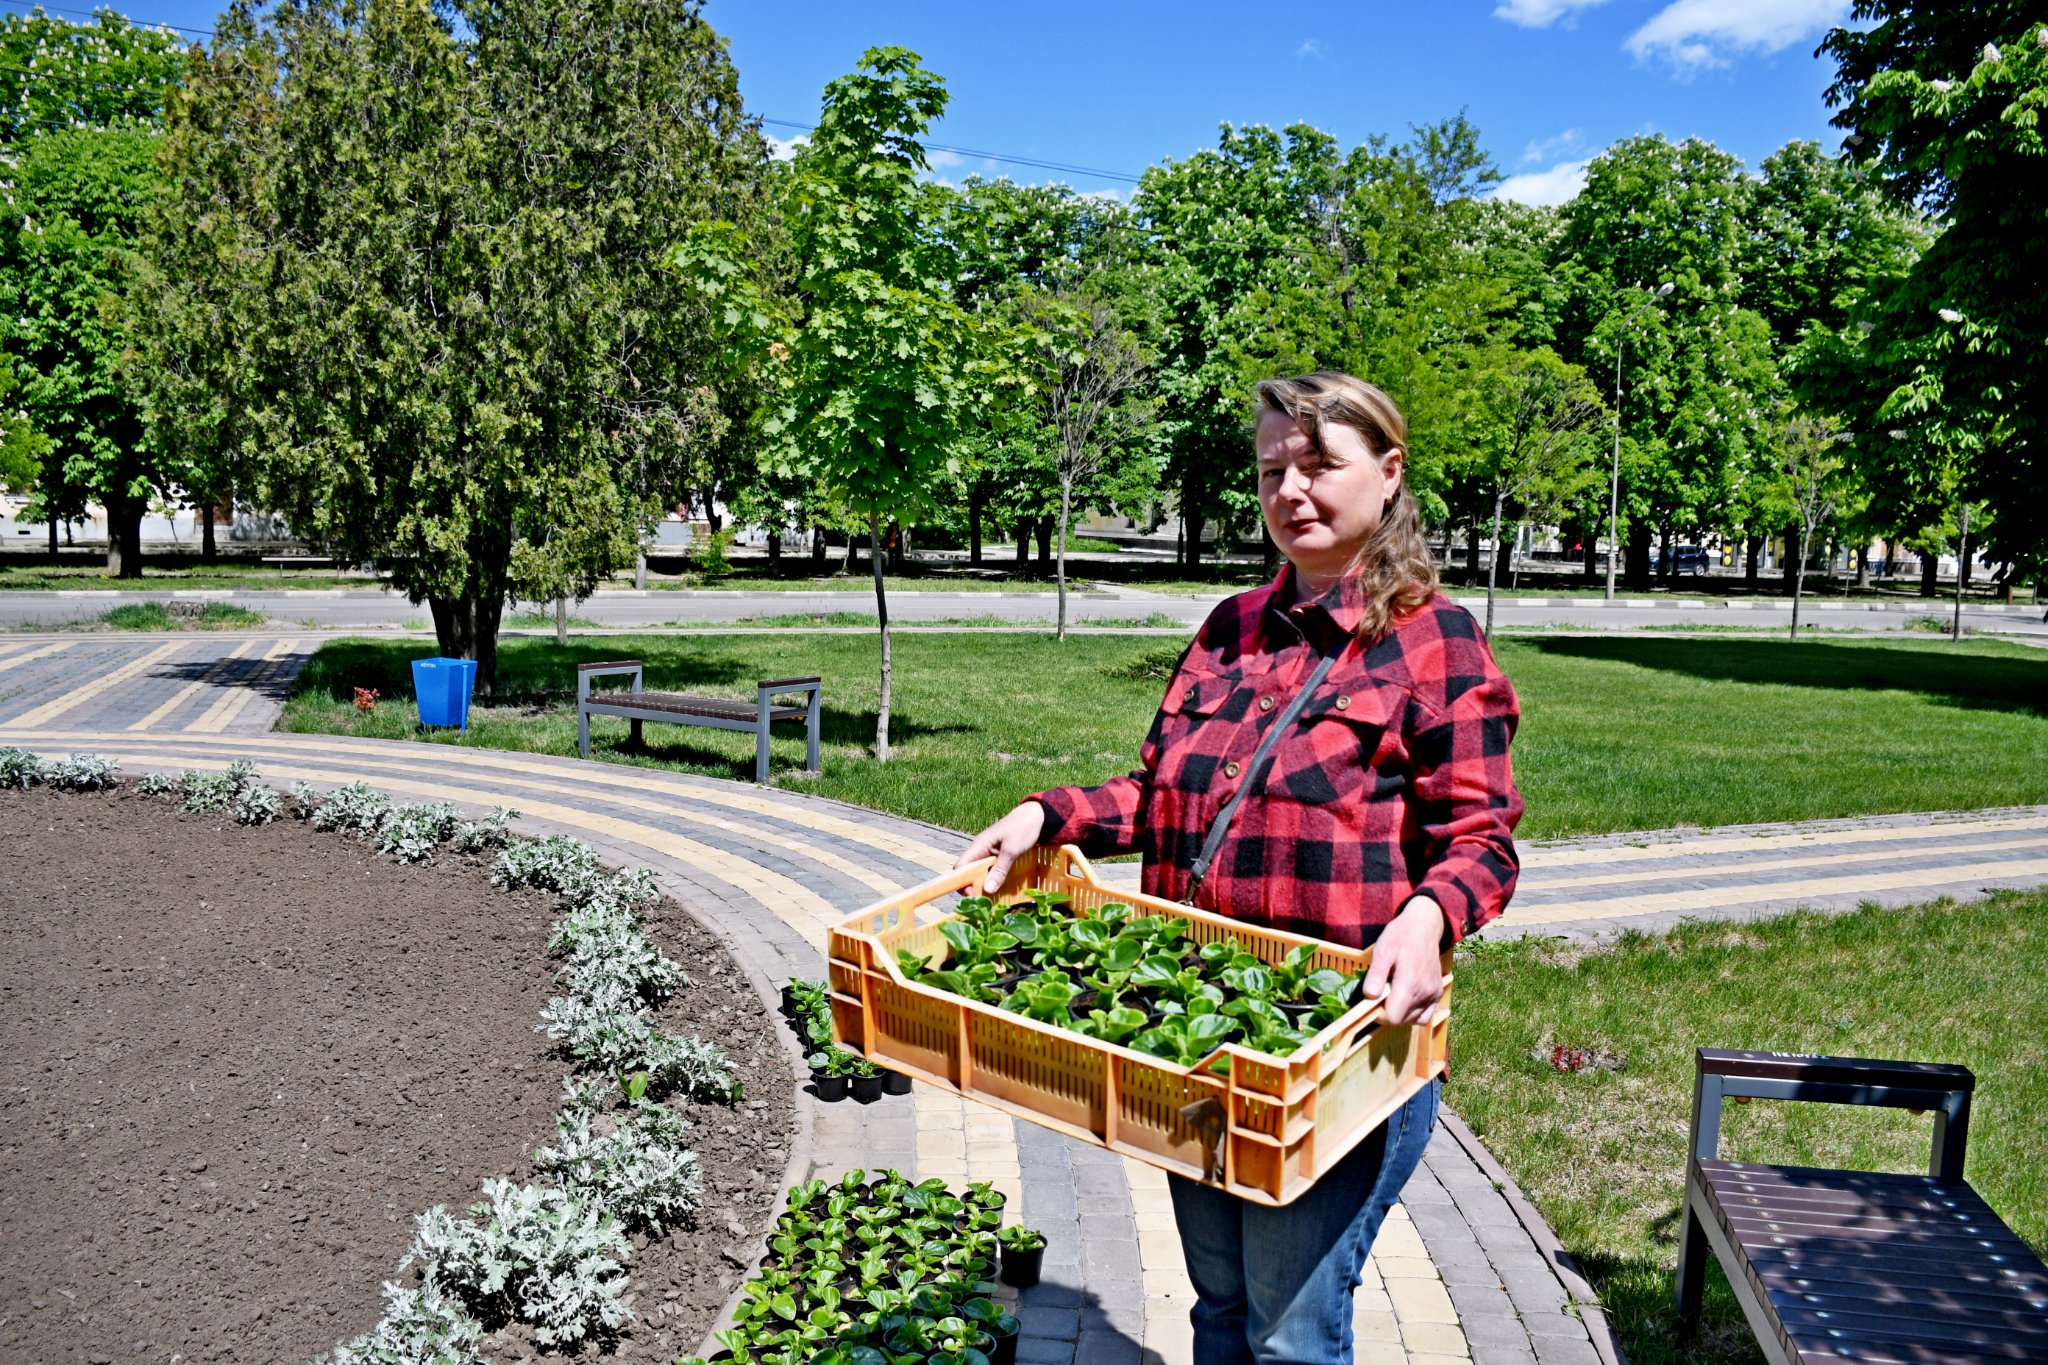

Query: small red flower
[[353, 687, 380, 714]]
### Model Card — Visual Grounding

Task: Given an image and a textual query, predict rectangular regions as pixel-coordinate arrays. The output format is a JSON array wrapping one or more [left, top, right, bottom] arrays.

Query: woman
[[956, 372, 1523, 1365]]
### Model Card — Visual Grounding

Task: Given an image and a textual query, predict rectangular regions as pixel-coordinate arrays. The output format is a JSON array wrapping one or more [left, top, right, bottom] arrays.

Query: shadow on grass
[[1568, 1245, 1763, 1365], [291, 638, 757, 707], [1523, 636, 2048, 720]]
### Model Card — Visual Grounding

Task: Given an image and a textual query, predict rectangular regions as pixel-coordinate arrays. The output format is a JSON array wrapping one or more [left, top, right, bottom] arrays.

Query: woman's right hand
[[955, 801, 1048, 895]]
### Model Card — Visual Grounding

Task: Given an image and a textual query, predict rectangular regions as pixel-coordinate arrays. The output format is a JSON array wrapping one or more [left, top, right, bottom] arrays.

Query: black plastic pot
[[814, 1072, 850, 1102], [850, 1072, 886, 1104], [999, 1243, 1044, 1288], [989, 1321, 1021, 1365], [882, 1068, 914, 1096]]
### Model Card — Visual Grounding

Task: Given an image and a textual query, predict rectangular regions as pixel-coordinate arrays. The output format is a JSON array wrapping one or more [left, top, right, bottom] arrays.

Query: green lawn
[[36, 601, 273, 631], [0, 563, 378, 591], [282, 632, 2048, 839], [1448, 893, 2048, 1365]]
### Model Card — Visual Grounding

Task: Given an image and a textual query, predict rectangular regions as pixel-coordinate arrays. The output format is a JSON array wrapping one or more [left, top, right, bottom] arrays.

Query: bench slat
[[756, 676, 822, 690], [587, 691, 807, 722], [1743, 1249, 2044, 1298]]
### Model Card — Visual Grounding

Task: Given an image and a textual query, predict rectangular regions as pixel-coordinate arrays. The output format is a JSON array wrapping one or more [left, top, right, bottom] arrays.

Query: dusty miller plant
[[313, 781, 395, 836], [491, 835, 603, 895], [317, 1274, 484, 1365], [235, 782, 283, 827], [377, 802, 460, 864], [405, 1178, 633, 1347], [534, 1101, 701, 1232], [39, 753, 118, 791], [137, 769, 181, 796], [556, 924, 687, 1011], [450, 806, 520, 852], [0, 746, 38, 789], [182, 760, 260, 813]]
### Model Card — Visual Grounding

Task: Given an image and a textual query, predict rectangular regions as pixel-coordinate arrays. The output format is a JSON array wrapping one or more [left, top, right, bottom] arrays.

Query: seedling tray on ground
[[827, 845, 1449, 1206]]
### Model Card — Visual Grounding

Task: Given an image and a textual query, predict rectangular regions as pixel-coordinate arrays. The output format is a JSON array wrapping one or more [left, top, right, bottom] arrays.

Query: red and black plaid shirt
[[1031, 567, 1523, 948]]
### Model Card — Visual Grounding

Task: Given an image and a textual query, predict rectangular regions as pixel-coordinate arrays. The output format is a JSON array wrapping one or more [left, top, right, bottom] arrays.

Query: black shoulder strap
[[1184, 648, 1340, 906]]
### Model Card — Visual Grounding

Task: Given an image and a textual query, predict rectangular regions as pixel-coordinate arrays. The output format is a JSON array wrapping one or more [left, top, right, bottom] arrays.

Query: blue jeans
[[1167, 1079, 1441, 1365]]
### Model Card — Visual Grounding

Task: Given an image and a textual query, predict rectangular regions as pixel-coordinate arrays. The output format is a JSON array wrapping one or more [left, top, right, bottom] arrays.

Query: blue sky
[[13, 0, 1854, 204]]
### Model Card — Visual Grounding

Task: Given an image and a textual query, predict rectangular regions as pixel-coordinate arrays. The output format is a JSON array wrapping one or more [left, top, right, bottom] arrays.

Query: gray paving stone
[[1515, 1301, 1592, 1339], [1469, 1345, 1539, 1365], [1448, 1279, 1518, 1320], [1460, 1312, 1538, 1349], [1073, 1332, 1143, 1365], [1528, 1333, 1601, 1365], [1020, 1305, 1081, 1339], [1017, 1335, 1078, 1365]]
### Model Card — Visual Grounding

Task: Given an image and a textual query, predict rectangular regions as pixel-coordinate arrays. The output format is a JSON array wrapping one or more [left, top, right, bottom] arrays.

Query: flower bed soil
[[0, 786, 796, 1364]]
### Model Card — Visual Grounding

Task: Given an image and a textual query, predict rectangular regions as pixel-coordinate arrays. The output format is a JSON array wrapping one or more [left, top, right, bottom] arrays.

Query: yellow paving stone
[[1357, 1261, 1386, 1291], [1135, 1210, 1179, 1234], [1530, 836, 2048, 891], [1375, 1256, 1440, 1280], [1354, 1344, 1409, 1365], [1518, 813, 2048, 868], [1400, 1321, 1471, 1358], [1409, 1354, 1473, 1365], [1353, 1287, 1393, 1315], [1513, 854, 2048, 924], [1353, 1309, 1403, 1344], [1386, 1277, 1459, 1325], [4, 641, 187, 729], [1138, 1239, 1186, 1271], [129, 640, 259, 731], [1144, 1269, 1196, 1299]]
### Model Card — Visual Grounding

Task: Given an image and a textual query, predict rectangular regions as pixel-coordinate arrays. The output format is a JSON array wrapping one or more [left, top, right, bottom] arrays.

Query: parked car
[[1657, 544, 1712, 575]]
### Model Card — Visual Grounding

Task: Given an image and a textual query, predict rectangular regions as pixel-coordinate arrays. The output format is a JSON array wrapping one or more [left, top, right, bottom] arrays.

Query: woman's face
[[1255, 409, 1404, 586]]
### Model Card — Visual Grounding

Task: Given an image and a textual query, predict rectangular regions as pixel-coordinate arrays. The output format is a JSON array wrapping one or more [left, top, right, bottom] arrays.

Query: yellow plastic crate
[[827, 845, 1450, 1206]]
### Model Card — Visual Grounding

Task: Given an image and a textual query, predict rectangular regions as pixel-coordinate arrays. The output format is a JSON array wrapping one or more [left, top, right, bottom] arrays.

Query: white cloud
[[765, 132, 807, 161], [1493, 0, 1612, 28], [1297, 38, 1322, 59], [1625, 0, 1848, 71], [1521, 128, 1584, 165], [926, 148, 968, 169], [1490, 157, 1592, 206]]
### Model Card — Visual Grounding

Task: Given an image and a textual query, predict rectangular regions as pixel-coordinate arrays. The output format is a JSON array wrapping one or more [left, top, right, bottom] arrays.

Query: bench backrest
[[1690, 1047, 1974, 1180]]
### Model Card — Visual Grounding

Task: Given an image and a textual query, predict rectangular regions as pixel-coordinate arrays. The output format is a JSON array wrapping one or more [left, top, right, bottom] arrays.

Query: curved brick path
[[9, 630, 2047, 1365]]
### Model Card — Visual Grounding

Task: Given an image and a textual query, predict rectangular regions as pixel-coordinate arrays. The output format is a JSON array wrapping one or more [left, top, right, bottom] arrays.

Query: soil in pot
[[0, 786, 797, 1365]]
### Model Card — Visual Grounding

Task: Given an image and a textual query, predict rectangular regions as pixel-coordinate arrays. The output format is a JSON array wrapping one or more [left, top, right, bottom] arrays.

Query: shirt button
[[1183, 686, 1197, 703], [1224, 761, 1241, 779], [1335, 695, 1351, 711], [1258, 695, 1274, 713]]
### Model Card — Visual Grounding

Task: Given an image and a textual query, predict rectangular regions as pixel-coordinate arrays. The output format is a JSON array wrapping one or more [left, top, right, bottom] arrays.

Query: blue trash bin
[[412, 656, 478, 730]]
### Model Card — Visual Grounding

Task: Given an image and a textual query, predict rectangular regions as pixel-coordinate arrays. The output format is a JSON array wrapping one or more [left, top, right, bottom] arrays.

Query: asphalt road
[[1, 585, 2044, 637]]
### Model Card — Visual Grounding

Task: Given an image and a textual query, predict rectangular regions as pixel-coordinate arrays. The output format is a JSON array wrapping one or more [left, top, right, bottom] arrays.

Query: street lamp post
[[1606, 281, 1675, 601]]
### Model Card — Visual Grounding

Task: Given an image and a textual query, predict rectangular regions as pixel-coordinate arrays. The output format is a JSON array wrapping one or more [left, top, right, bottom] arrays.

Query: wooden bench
[[1676, 1047, 2048, 1365], [576, 661, 821, 785]]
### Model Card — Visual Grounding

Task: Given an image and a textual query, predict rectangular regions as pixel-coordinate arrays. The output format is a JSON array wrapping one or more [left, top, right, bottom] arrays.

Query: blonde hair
[[1254, 371, 1439, 644]]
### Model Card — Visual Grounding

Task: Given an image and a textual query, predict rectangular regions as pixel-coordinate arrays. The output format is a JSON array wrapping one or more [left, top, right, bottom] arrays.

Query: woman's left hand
[[1363, 897, 1448, 1026]]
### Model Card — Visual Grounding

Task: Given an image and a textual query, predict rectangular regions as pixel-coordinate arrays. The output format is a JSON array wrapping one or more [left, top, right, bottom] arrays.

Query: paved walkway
[[5, 631, 2046, 1365]]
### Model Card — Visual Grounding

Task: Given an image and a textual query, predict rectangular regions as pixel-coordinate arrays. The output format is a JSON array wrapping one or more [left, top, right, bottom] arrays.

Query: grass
[[282, 632, 2048, 839], [504, 610, 604, 630], [1448, 893, 2048, 1365], [79, 601, 270, 631]]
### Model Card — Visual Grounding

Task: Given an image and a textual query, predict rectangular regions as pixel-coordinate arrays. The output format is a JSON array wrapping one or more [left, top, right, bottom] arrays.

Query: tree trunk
[[811, 526, 827, 571], [1183, 508, 1205, 568], [1655, 525, 1673, 583], [1493, 511, 1513, 589], [427, 591, 507, 698], [554, 595, 568, 646], [1745, 532, 1762, 589], [1781, 527, 1800, 593], [1952, 503, 1970, 642], [1624, 524, 1652, 592], [844, 529, 857, 575], [870, 516, 892, 762], [1484, 491, 1505, 638], [1582, 521, 1599, 581], [1920, 551, 1938, 597], [1016, 518, 1030, 567], [48, 512, 58, 561], [968, 485, 984, 567], [1855, 544, 1870, 590], [1056, 476, 1073, 642], [105, 495, 144, 579], [888, 520, 906, 573], [201, 501, 217, 563], [1034, 516, 1052, 569], [1790, 525, 1808, 641], [763, 532, 779, 574], [1465, 520, 1483, 588]]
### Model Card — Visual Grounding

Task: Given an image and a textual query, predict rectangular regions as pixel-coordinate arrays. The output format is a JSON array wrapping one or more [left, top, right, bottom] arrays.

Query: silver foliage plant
[[450, 806, 520, 852], [235, 782, 284, 826], [37, 752, 119, 791], [311, 781, 395, 836], [0, 745, 38, 788], [377, 802, 460, 864], [316, 1275, 484, 1365], [405, 1178, 634, 1347], [535, 1101, 701, 1233]]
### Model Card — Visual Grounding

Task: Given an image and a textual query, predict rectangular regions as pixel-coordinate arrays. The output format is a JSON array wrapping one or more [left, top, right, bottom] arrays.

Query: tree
[[1028, 292, 1157, 639], [1, 8, 184, 571], [155, 0, 764, 691], [1822, 4, 2048, 579], [1774, 414, 1851, 639], [1554, 135, 1779, 588], [1472, 348, 1605, 635], [770, 48, 984, 761]]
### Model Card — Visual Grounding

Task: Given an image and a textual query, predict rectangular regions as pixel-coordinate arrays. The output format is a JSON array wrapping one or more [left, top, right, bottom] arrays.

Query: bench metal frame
[[576, 661, 821, 784], [1675, 1047, 1977, 1364]]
